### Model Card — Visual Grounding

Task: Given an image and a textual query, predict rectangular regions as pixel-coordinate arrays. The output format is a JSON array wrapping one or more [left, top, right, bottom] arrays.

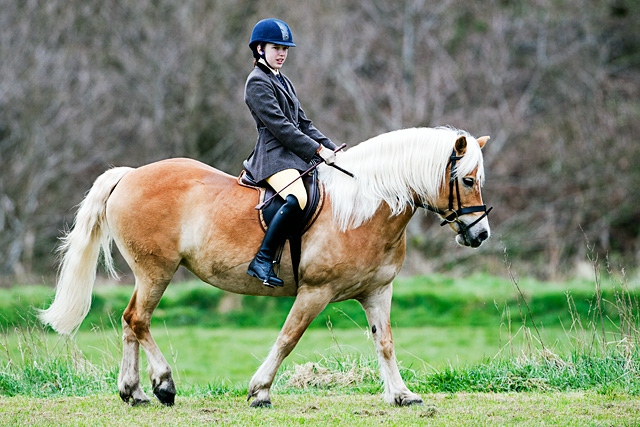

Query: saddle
[[237, 169, 325, 285]]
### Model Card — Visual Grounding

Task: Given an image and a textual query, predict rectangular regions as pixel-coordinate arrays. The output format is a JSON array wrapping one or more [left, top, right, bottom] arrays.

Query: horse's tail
[[39, 166, 134, 335]]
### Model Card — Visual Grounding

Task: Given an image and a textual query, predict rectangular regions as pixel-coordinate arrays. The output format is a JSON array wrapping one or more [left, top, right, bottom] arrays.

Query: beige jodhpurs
[[266, 169, 307, 210]]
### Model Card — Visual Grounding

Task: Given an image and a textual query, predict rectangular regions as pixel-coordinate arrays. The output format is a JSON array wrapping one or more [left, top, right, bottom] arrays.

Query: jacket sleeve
[[245, 76, 320, 163]]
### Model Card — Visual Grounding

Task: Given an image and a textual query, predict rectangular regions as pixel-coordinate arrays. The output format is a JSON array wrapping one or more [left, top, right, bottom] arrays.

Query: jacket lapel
[[255, 62, 299, 117], [269, 73, 295, 104]]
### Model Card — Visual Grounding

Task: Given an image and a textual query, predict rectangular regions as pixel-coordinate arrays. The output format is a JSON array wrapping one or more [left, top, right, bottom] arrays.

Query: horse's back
[[104, 157, 277, 290], [111, 158, 240, 205], [128, 157, 235, 187]]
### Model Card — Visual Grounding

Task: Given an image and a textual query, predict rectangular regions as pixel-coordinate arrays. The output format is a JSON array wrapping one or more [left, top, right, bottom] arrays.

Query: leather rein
[[420, 149, 493, 235]]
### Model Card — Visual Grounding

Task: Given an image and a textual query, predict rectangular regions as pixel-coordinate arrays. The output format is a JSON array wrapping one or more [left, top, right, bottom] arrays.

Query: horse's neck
[[322, 157, 420, 230], [369, 201, 415, 233]]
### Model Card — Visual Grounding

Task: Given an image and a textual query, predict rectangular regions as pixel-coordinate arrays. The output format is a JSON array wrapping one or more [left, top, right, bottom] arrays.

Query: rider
[[244, 18, 338, 287]]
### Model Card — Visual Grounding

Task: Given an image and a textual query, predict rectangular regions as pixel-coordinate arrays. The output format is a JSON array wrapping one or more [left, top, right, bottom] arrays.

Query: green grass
[[0, 324, 513, 387], [1, 322, 638, 398], [5, 272, 632, 332], [2, 392, 638, 427], [1, 269, 640, 425], [0, 324, 115, 397]]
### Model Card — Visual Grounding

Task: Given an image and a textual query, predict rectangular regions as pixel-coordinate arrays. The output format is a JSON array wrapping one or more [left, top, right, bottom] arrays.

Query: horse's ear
[[477, 136, 490, 149], [454, 135, 467, 155]]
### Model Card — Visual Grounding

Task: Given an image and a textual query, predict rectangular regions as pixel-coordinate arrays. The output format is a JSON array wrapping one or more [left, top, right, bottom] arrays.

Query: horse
[[39, 126, 491, 407]]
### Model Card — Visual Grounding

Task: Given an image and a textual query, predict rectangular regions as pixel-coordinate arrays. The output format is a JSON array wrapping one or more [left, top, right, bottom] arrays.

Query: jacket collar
[[256, 62, 294, 103]]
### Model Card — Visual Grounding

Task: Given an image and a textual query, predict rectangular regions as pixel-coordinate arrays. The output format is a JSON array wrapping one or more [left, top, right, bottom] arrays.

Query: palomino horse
[[39, 126, 491, 407]]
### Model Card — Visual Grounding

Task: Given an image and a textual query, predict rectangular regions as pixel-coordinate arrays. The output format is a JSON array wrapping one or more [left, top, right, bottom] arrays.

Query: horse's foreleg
[[121, 282, 176, 406], [359, 283, 423, 406], [247, 286, 332, 407]]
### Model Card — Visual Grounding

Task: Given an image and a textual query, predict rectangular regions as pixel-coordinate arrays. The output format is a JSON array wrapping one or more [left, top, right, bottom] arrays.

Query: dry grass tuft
[[283, 360, 378, 389]]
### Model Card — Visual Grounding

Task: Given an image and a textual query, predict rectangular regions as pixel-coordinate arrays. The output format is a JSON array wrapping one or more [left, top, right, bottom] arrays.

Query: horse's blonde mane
[[320, 127, 485, 231]]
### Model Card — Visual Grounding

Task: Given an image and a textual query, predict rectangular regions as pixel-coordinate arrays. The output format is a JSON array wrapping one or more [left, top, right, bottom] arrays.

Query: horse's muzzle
[[455, 219, 490, 248]]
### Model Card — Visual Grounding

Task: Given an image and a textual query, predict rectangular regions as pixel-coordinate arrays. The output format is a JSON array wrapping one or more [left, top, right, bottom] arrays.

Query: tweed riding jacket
[[243, 63, 337, 183]]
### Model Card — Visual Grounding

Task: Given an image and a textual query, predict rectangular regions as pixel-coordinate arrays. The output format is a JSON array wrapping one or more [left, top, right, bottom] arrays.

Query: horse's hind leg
[[119, 276, 176, 406], [359, 283, 423, 406], [119, 317, 150, 405]]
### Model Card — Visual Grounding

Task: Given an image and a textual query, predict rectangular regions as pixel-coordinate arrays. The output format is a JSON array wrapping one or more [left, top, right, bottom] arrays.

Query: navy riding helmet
[[249, 18, 296, 56]]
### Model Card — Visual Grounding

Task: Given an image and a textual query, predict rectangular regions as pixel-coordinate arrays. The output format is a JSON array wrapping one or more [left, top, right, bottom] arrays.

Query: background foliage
[[1, 0, 639, 283], [0, 273, 629, 332]]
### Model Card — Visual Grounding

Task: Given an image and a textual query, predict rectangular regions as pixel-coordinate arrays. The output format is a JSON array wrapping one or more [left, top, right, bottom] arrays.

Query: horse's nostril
[[477, 230, 489, 242]]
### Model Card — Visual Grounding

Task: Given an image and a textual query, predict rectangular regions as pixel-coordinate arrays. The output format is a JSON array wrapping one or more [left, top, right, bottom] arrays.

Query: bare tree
[[1, 0, 638, 283]]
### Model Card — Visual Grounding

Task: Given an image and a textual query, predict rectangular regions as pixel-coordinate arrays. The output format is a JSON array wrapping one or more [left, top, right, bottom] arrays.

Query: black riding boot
[[248, 194, 303, 287]]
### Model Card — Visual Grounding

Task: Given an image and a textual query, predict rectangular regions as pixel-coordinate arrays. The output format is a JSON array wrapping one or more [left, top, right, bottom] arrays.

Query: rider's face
[[259, 43, 288, 70]]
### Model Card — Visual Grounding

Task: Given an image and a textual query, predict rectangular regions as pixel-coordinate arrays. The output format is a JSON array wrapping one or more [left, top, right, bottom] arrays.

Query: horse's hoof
[[119, 388, 151, 406], [154, 388, 175, 406], [396, 395, 424, 406], [250, 399, 273, 408], [153, 382, 176, 406], [120, 394, 150, 406], [130, 397, 151, 407]]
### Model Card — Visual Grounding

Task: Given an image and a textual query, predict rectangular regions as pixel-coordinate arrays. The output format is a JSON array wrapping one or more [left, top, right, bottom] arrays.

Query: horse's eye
[[462, 177, 475, 187]]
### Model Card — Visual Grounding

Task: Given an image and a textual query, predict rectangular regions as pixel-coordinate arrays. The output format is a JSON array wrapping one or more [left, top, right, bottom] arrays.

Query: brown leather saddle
[[238, 168, 325, 285]]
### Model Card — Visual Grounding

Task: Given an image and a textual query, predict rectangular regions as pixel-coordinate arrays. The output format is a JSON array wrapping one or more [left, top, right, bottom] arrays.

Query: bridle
[[421, 149, 493, 236]]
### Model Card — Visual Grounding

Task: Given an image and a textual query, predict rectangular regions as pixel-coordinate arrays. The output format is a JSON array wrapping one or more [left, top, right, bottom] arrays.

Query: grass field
[[3, 324, 551, 386], [1, 271, 639, 425], [1, 272, 621, 332], [1, 271, 631, 387], [2, 392, 639, 427]]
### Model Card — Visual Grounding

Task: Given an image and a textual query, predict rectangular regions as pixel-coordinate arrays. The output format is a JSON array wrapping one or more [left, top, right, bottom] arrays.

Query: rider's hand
[[317, 145, 336, 165]]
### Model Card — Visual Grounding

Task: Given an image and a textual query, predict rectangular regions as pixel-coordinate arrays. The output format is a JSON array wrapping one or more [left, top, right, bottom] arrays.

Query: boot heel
[[248, 259, 284, 287]]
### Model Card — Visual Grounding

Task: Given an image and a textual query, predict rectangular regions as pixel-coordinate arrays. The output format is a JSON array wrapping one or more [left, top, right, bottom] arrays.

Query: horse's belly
[[185, 244, 299, 297]]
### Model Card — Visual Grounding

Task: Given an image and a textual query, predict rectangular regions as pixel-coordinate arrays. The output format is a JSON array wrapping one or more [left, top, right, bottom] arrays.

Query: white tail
[[39, 166, 133, 335]]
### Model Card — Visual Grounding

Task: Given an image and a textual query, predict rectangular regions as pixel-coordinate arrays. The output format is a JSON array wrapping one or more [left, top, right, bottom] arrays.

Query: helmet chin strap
[[257, 45, 280, 73], [258, 57, 277, 72]]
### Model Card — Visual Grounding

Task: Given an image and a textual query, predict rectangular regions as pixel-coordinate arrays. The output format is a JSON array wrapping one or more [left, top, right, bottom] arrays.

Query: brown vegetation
[[1, 0, 638, 282]]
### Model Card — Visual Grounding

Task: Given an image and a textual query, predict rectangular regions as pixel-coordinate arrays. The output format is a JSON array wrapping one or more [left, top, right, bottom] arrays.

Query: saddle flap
[[238, 169, 325, 286]]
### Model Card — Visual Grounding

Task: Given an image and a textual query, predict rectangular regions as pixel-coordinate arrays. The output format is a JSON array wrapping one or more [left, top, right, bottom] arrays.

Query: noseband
[[422, 149, 493, 235]]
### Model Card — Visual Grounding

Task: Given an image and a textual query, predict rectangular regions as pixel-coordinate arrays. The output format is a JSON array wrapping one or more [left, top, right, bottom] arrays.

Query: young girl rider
[[243, 18, 339, 287]]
